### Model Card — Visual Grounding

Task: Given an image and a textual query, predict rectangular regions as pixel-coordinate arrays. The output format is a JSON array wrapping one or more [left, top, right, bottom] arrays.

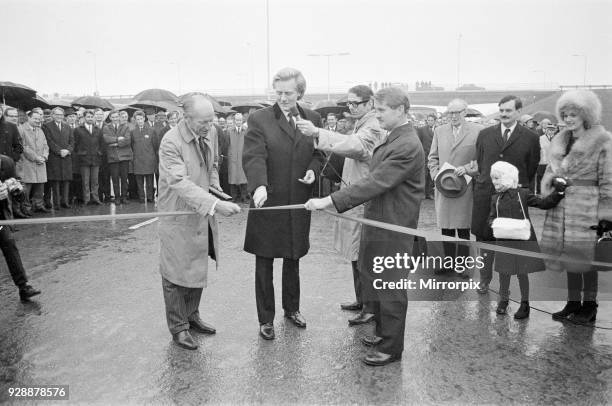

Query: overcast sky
[[2, 0, 611, 97]]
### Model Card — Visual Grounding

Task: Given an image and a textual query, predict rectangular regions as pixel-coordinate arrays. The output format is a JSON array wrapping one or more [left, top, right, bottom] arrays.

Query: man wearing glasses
[[296, 85, 384, 326], [427, 99, 483, 275], [243, 67, 324, 340]]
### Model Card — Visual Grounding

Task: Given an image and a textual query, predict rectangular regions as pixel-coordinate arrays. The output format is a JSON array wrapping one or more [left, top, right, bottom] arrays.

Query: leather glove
[[597, 220, 612, 235], [0, 182, 8, 201], [551, 177, 569, 193]]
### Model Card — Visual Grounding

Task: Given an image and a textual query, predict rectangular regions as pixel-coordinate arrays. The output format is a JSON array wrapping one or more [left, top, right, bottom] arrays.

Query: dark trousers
[[135, 174, 154, 201], [499, 273, 529, 301], [50, 180, 70, 206], [372, 282, 407, 356], [24, 183, 44, 209], [0, 225, 28, 288], [255, 256, 300, 324], [98, 161, 111, 201], [128, 173, 139, 200], [161, 277, 203, 335], [351, 260, 362, 304], [80, 165, 100, 203], [567, 271, 598, 301], [230, 184, 248, 202], [535, 164, 547, 194], [69, 174, 82, 203], [441, 228, 471, 259], [476, 235, 494, 286], [424, 166, 434, 197], [109, 161, 130, 200], [43, 182, 53, 207]]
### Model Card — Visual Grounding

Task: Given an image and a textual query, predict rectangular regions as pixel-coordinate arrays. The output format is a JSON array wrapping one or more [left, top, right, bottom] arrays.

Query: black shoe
[[189, 318, 216, 334], [348, 311, 375, 326], [21, 207, 33, 217], [172, 330, 197, 350], [570, 301, 598, 324], [514, 301, 530, 319], [363, 351, 401, 366], [44, 202, 52, 209], [552, 301, 582, 321], [92, 199, 102, 206], [496, 300, 509, 315], [61, 202, 71, 209], [477, 283, 489, 294], [19, 285, 41, 301], [340, 301, 362, 311], [35, 206, 51, 213], [361, 335, 383, 347], [284, 311, 306, 328], [259, 322, 275, 340], [12, 207, 28, 218]]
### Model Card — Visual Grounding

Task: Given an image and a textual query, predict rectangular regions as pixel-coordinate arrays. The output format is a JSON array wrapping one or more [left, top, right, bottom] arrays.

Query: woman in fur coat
[[540, 90, 612, 325]]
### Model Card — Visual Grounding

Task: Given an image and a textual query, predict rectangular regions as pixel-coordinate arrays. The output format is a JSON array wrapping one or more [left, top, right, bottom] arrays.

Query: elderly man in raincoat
[[158, 94, 241, 350]]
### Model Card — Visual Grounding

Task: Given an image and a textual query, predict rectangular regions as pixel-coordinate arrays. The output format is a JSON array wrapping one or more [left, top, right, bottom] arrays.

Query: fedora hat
[[435, 168, 468, 198]]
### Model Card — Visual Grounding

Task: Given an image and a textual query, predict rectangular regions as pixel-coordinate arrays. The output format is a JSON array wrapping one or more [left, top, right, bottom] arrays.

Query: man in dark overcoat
[[306, 87, 424, 366], [42, 107, 74, 209], [73, 109, 104, 204], [417, 113, 436, 199], [470, 95, 540, 292], [242, 67, 324, 340]]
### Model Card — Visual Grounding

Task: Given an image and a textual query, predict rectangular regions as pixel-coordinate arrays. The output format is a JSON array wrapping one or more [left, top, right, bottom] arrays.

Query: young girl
[[488, 161, 565, 319]]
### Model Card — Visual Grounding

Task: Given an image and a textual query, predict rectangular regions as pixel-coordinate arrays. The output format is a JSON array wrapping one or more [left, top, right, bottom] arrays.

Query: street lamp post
[[308, 52, 350, 100], [86, 50, 98, 95], [572, 54, 587, 86]]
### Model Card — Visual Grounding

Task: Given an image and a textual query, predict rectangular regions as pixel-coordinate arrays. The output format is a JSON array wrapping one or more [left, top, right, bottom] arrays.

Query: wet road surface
[[1, 200, 611, 404]]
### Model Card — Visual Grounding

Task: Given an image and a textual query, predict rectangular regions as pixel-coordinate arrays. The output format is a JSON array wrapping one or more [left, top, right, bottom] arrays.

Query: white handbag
[[491, 193, 531, 240]]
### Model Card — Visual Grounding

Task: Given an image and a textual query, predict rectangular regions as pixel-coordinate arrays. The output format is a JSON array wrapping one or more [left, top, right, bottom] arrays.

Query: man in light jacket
[[297, 84, 384, 325], [158, 94, 241, 350]]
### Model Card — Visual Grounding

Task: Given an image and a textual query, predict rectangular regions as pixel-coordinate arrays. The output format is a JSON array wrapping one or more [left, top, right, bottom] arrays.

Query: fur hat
[[556, 90, 602, 129], [490, 161, 518, 190]]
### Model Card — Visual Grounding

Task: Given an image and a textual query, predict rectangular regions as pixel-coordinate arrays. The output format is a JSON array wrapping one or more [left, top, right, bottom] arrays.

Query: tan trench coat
[[157, 121, 221, 288], [315, 110, 384, 261], [17, 124, 49, 183], [428, 121, 483, 229]]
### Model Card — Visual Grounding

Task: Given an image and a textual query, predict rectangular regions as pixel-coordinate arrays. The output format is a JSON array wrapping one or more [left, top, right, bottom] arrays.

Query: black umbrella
[[0, 81, 37, 107], [231, 103, 265, 115], [133, 88, 179, 104], [127, 100, 180, 113], [178, 92, 225, 115], [72, 95, 114, 110], [315, 105, 350, 119], [48, 99, 73, 108]]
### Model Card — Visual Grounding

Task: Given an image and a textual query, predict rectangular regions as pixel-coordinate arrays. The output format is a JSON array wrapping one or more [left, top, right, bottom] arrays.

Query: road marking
[[129, 218, 159, 230]]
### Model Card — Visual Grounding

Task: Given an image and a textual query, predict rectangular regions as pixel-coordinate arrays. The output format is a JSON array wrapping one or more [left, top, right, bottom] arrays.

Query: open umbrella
[[532, 111, 557, 124], [127, 100, 180, 113], [0, 81, 37, 108], [133, 88, 178, 104], [231, 102, 265, 115], [178, 92, 225, 115], [315, 105, 349, 119], [72, 95, 114, 110]]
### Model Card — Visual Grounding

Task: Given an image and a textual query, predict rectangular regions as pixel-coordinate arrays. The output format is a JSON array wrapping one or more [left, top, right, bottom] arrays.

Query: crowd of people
[[1, 71, 610, 367]]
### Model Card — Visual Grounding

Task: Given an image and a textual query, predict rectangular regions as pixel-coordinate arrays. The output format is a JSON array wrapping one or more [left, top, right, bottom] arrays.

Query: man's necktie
[[198, 136, 209, 167], [288, 115, 295, 129], [503, 128, 511, 143]]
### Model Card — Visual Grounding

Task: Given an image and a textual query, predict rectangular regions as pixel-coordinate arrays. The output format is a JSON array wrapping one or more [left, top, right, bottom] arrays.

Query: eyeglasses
[[447, 109, 465, 116], [346, 99, 370, 108]]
